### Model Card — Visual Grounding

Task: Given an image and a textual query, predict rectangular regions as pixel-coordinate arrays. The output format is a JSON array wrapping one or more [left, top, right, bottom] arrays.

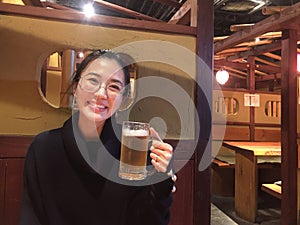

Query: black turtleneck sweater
[[19, 114, 173, 225]]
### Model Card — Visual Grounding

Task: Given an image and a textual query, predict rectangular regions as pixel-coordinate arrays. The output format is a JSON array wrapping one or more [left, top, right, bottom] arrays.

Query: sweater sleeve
[[19, 140, 48, 225], [125, 174, 174, 225]]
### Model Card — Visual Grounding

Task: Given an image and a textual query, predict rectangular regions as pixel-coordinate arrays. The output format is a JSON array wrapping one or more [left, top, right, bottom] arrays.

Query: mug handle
[[147, 128, 163, 176]]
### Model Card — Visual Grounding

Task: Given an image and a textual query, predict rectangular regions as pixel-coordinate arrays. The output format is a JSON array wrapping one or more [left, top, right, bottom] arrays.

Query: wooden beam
[[93, 0, 162, 22], [214, 60, 248, 70], [254, 64, 281, 74], [280, 29, 298, 225], [230, 23, 254, 32], [214, 2, 300, 53], [263, 52, 281, 61], [0, 3, 196, 35], [227, 41, 281, 61], [254, 70, 268, 76], [168, 0, 190, 24], [224, 66, 248, 76], [255, 57, 279, 67], [236, 39, 272, 47], [255, 73, 281, 82], [248, 56, 255, 141], [262, 6, 289, 15], [217, 47, 250, 55], [190, 0, 197, 27], [195, 0, 213, 224]]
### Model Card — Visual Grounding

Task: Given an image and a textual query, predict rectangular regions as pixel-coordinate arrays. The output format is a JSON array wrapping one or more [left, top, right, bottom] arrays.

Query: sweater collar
[[62, 112, 122, 177]]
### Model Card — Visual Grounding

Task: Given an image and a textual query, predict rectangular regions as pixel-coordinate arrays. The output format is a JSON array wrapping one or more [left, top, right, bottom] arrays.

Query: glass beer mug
[[119, 121, 150, 180]]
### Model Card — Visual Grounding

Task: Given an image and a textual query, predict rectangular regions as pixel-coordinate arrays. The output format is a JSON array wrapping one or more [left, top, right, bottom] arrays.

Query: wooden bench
[[211, 158, 235, 197], [212, 158, 234, 168], [261, 183, 282, 199], [211, 156, 281, 198]]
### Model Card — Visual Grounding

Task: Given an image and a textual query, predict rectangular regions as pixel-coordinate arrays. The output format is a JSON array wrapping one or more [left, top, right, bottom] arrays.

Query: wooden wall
[[0, 12, 197, 225]]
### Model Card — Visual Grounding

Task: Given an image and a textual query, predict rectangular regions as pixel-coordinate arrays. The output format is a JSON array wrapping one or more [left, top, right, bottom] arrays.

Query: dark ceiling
[[214, 0, 300, 36], [54, 0, 300, 36]]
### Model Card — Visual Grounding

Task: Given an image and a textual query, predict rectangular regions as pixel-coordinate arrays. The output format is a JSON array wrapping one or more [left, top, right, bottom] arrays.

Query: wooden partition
[[0, 136, 32, 225], [213, 90, 281, 142], [0, 1, 214, 224], [0, 136, 196, 225], [211, 90, 281, 197]]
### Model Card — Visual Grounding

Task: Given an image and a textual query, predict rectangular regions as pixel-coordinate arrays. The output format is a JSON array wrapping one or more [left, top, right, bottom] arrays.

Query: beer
[[119, 122, 150, 180]]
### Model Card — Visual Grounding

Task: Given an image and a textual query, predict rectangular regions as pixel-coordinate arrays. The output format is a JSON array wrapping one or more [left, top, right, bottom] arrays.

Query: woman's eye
[[87, 78, 100, 85], [108, 84, 122, 92]]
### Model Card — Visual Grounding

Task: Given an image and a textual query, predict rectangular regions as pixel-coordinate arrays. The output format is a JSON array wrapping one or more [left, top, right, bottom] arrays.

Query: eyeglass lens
[[79, 74, 124, 94]]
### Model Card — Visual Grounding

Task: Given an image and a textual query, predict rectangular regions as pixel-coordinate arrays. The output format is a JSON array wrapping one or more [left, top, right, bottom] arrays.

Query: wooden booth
[[0, 1, 213, 225]]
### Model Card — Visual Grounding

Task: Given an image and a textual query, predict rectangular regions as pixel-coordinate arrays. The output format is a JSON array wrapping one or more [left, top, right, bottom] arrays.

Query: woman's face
[[75, 57, 125, 126]]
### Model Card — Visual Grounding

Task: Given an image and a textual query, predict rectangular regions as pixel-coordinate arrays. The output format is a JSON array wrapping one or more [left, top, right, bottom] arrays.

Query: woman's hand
[[149, 128, 173, 173]]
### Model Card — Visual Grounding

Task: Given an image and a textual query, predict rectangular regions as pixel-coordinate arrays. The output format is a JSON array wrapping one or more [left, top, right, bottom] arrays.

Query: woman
[[19, 50, 175, 225]]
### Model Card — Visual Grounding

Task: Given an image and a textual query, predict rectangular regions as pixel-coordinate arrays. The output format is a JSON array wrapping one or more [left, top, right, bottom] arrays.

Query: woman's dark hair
[[72, 49, 131, 96]]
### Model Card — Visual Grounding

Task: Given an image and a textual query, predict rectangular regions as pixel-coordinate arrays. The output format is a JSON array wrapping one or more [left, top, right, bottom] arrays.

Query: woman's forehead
[[83, 58, 124, 78]]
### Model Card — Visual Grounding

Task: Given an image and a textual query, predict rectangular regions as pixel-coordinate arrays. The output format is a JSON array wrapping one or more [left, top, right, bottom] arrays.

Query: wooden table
[[222, 141, 281, 222], [261, 183, 281, 199]]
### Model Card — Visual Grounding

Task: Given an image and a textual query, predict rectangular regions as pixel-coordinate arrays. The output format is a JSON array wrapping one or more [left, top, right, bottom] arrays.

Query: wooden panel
[[4, 159, 25, 225], [255, 93, 281, 124], [213, 90, 250, 123], [211, 164, 234, 197], [254, 128, 281, 141], [235, 152, 257, 222], [0, 160, 6, 225], [224, 126, 250, 141], [170, 160, 194, 225], [0, 137, 196, 225], [0, 136, 32, 158]]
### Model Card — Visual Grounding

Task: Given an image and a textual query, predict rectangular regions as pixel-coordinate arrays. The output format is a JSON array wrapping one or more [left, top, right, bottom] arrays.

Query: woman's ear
[[72, 83, 77, 96]]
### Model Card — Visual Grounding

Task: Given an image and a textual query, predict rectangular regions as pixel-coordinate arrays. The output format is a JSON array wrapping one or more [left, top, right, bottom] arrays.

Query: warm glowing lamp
[[83, 2, 95, 17], [216, 68, 229, 85]]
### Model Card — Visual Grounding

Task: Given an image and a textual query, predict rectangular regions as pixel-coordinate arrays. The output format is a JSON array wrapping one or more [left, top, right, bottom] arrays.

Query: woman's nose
[[95, 84, 108, 98]]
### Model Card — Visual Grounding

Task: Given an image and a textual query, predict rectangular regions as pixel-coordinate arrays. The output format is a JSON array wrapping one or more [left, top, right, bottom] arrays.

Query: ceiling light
[[216, 68, 229, 85], [83, 2, 95, 17]]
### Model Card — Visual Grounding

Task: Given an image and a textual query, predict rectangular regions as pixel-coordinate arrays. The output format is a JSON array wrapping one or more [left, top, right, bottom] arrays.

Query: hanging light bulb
[[216, 67, 229, 85]]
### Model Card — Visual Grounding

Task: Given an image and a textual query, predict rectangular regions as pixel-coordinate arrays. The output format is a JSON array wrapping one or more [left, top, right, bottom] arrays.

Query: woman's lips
[[88, 101, 108, 113]]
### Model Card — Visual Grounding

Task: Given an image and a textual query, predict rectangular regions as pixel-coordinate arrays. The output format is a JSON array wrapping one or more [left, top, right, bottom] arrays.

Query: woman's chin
[[93, 111, 113, 123]]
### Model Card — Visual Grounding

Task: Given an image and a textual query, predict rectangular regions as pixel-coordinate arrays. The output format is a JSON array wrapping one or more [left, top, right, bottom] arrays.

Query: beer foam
[[123, 129, 149, 137]]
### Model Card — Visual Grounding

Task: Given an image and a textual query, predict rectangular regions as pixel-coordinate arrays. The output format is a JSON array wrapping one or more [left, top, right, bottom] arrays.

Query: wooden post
[[61, 50, 75, 108], [281, 29, 298, 225], [195, 0, 213, 224], [248, 55, 255, 141]]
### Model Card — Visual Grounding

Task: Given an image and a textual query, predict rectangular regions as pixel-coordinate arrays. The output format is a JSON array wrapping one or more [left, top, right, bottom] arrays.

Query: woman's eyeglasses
[[79, 74, 124, 96]]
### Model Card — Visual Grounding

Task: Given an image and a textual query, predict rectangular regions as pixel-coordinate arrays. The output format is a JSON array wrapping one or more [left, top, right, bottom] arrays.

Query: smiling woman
[[40, 50, 137, 110], [20, 49, 175, 225]]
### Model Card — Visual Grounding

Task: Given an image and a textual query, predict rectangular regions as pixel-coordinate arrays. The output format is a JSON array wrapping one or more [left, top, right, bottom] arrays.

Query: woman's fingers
[[148, 127, 173, 172], [150, 143, 173, 173]]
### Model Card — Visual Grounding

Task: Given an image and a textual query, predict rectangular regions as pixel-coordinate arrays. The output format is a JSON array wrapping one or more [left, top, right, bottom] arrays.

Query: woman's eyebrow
[[84, 72, 124, 86], [110, 78, 125, 86], [85, 72, 101, 77]]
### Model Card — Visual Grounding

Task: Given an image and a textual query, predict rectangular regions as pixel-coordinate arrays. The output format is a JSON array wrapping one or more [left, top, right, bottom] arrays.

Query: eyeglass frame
[[78, 73, 126, 96]]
